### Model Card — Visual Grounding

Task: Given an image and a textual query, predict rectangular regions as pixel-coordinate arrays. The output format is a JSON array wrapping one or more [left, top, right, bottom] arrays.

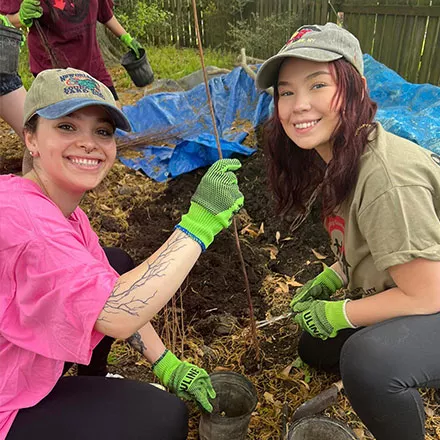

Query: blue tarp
[[364, 54, 440, 153], [118, 67, 271, 181], [119, 55, 440, 181]]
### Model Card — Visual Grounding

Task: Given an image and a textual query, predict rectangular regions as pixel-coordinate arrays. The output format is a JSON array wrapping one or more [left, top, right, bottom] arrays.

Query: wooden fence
[[129, 0, 439, 85], [335, 0, 440, 85]]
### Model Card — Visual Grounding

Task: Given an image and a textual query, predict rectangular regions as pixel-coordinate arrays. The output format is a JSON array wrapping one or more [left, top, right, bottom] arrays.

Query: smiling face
[[277, 58, 341, 163], [25, 105, 117, 197]]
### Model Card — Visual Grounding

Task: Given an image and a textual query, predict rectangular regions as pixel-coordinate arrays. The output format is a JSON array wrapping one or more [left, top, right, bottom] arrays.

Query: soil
[[89, 142, 332, 341]]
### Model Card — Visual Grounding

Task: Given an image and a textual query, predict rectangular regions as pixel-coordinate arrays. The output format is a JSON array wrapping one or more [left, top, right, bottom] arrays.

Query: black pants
[[298, 314, 440, 440], [8, 248, 188, 439], [7, 376, 188, 440]]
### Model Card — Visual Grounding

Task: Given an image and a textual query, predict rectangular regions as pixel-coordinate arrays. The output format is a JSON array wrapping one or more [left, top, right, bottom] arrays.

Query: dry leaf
[[259, 222, 264, 235], [298, 380, 310, 390], [311, 249, 327, 260], [213, 366, 231, 372], [353, 428, 365, 439], [280, 362, 293, 378], [275, 231, 281, 244], [264, 392, 275, 404], [262, 245, 279, 260], [99, 204, 112, 211], [287, 276, 303, 288], [275, 280, 289, 294], [425, 406, 435, 418], [281, 236, 293, 241], [241, 223, 263, 238]]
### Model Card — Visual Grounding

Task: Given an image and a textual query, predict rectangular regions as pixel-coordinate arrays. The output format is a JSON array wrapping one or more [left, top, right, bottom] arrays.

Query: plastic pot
[[288, 416, 359, 440], [121, 48, 154, 87], [199, 371, 258, 440], [0, 24, 22, 74]]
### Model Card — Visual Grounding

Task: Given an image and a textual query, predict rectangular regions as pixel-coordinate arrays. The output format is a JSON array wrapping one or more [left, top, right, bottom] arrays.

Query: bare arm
[[126, 322, 166, 365], [103, 15, 128, 38], [95, 229, 201, 339], [6, 13, 21, 28], [330, 261, 348, 286], [346, 258, 440, 326]]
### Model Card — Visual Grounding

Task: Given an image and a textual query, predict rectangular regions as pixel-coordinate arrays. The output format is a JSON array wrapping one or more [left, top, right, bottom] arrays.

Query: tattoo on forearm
[[101, 232, 188, 318], [127, 331, 147, 354]]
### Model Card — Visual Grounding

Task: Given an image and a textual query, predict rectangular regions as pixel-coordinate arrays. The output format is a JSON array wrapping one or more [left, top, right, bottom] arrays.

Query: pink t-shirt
[[0, 175, 119, 439]]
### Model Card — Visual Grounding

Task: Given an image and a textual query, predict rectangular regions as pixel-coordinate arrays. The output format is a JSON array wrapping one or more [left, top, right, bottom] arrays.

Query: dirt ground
[[2, 94, 440, 439]]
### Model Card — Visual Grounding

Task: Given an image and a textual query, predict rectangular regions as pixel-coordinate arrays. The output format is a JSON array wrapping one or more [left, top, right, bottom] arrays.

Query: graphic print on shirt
[[43, 0, 89, 23], [325, 215, 351, 282]]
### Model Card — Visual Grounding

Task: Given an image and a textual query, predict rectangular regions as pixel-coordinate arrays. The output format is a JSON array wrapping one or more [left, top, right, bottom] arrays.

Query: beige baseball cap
[[24, 68, 131, 132], [256, 23, 364, 90]]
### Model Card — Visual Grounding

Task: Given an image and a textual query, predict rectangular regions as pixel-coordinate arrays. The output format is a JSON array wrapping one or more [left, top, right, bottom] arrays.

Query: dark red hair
[[263, 58, 377, 218]]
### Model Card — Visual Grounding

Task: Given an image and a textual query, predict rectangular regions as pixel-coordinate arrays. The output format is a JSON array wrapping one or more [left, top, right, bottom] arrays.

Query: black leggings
[[298, 313, 440, 440], [7, 248, 189, 439], [7, 376, 188, 440]]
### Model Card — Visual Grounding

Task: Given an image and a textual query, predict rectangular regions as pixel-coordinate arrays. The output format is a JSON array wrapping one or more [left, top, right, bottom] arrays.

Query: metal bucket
[[288, 416, 359, 440], [121, 48, 154, 87], [0, 24, 22, 74], [199, 371, 258, 440]]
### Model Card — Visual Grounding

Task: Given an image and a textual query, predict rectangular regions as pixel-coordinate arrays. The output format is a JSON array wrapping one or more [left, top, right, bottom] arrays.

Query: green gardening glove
[[176, 158, 244, 251], [120, 33, 143, 59], [293, 299, 354, 340], [0, 14, 13, 27], [19, 0, 43, 28], [152, 350, 216, 412], [290, 266, 344, 311]]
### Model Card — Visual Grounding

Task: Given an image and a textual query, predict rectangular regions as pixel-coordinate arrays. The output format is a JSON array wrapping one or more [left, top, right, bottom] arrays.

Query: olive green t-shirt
[[325, 123, 440, 297]]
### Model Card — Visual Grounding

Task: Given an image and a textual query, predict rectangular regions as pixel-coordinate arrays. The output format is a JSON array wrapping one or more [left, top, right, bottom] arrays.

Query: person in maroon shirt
[[2, 0, 143, 102]]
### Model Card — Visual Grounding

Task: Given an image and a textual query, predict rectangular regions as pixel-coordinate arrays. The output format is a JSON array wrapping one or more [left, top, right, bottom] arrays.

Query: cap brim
[[256, 48, 343, 90], [36, 98, 132, 132]]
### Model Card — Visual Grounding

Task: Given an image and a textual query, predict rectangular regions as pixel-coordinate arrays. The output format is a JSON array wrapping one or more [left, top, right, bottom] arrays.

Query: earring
[[29, 151, 39, 158]]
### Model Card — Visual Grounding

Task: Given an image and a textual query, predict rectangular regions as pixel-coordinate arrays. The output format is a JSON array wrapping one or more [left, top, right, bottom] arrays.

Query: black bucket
[[199, 371, 258, 440], [288, 416, 359, 440], [0, 24, 22, 74], [121, 48, 154, 88]]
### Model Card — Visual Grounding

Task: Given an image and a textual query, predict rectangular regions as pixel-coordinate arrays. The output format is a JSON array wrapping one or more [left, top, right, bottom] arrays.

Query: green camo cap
[[23, 68, 131, 132], [256, 23, 363, 90]]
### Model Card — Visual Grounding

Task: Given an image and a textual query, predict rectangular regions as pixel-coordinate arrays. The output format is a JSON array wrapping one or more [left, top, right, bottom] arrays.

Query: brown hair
[[263, 58, 377, 218], [23, 114, 40, 134]]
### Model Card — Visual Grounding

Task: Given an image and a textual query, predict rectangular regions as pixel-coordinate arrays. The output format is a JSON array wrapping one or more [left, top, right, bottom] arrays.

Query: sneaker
[[105, 372, 124, 379]]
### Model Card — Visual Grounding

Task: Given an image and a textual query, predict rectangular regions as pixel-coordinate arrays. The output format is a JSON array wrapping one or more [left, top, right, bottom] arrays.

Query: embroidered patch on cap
[[285, 26, 320, 45], [59, 73, 105, 99]]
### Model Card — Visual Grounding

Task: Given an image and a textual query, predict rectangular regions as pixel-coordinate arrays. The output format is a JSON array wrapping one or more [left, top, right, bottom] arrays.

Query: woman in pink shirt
[[0, 68, 244, 440]]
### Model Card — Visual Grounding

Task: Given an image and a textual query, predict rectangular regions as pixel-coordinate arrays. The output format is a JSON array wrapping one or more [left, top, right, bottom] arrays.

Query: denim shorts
[[0, 73, 23, 96]]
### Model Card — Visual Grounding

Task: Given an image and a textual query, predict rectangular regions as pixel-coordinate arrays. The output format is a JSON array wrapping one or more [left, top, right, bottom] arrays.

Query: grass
[[18, 45, 34, 90], [147, 46, 235, 80], [18, 44, 236, 91]]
